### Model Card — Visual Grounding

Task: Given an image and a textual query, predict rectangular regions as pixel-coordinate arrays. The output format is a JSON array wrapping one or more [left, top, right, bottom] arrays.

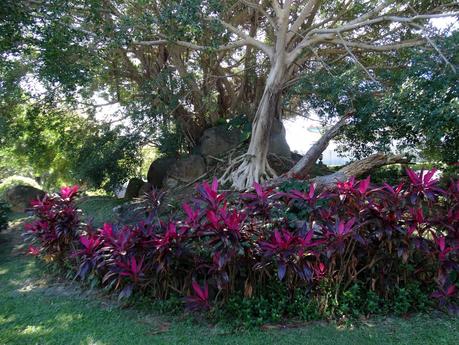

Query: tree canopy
[[1, 1, 458, 190], [0, 101, 142, 191]]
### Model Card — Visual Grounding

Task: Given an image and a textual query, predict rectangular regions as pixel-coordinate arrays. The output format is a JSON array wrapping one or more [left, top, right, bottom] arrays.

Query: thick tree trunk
[[288, 113, 352, 178], [267, 153, 410, 190], [229, 58, 286, 189]]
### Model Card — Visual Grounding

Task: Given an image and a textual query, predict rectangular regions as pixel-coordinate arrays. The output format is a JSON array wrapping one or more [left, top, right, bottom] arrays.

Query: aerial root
[[219, 154, 277, 190]]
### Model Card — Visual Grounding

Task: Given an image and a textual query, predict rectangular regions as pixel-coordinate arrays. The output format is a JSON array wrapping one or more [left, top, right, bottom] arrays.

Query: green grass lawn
[[77, 196, 125, 227], [1, 220, 458, 345]]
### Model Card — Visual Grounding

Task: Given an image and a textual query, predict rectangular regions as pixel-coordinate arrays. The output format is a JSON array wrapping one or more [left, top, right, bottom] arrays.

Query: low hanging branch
[[286, 111, 353, 179], [266, 153, 411, 190], [311, 153, 411, 190]]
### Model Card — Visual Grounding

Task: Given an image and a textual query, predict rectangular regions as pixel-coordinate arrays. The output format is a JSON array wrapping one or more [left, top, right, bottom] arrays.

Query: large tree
[[2, 1, 458, 189]]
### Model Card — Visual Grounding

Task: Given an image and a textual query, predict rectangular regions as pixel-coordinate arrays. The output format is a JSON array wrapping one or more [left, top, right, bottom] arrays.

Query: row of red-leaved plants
[[24, 169, 458, 314]]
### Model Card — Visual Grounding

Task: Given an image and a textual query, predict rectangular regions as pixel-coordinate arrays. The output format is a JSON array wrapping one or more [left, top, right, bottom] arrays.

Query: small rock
[[124, 178, 145, 199], [163, 177, 179, 189]]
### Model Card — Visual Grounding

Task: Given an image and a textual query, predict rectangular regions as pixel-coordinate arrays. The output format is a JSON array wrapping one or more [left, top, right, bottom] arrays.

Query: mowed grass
[[1, 220, 458, 345]]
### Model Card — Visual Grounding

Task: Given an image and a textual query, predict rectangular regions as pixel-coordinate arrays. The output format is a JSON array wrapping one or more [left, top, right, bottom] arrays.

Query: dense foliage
[[0, 103, 142, 191], [24, 169, 458, 324], [286, 32, 459, 163], [2, 1, 458, 165]]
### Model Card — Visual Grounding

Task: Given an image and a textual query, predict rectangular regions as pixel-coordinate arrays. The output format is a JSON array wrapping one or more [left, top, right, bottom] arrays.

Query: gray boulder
[[147, 157, 177, 188], [198, 126, 241, 157], [5, 185, 46, 212], [269, 118, 291, 158], [163, 177, 179, 189], [168, 154, 206, 183], [137, 182, 153, 197], [124, 178, 145, 199]]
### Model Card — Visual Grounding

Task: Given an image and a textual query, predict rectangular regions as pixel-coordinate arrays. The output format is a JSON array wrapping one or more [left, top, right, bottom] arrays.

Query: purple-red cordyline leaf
[[432, 284, 457, 299], [183, 203, 199, 224], [206, 210, 219, 228], [60, 185, 79, 199], [336, 218, 356, 236], [79, 234, 101, 255], [359, 176, 371, 194], [254, 182, 262, 197], [241, 182, 273, 205], [436, 236, 446, 252], [117, 256, 145, 283], [435, 235, 459, 261], [423, 168, 437, 185], [186, 281, 211, 311], [313, 262, 327, 279], [101, 223, 114, 239], [211, 177, 218, 194], [406, 168, 422, 185], [407, 225, 416, 236], [287, 184, 316, 203], [277, 263, 287, 280], [337, 177, 356, 192], [196, 178, 226, 210], [27, 245, 40, 256], [410, 207, 424, 223], [213, 251, 226, 269], [192, 281, 209, 301], [384, 182, 405, 196], [221, 209, 245, 232]]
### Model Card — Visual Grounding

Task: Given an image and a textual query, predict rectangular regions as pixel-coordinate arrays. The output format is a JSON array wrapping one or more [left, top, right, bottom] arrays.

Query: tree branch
[[287, 111, 353, 178], [209, 17, 274, 58], [266, 153, 411, 189], [325, 38, 425, 51], [309, 12, 459, 36], [272, 0, 282, 18], [132, 38, 248, 52], [240, 0, 276, 29], [287, 0, 319, 43], [337, 32, 377, 82], [275, 2, 291, 52], [288, 11, 458, 64]]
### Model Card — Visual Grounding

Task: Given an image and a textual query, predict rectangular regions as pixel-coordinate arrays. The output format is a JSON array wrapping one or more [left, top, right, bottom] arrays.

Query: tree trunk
[[312, 153, 410, 189], [267, 153, 410, 190], [288, 112, 352, 178], [229, 58, 286, 189]]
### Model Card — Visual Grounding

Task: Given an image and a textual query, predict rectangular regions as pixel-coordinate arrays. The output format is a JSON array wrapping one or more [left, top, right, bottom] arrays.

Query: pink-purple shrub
[[24, 169, 458, 314], [24, 185, 80, 262]]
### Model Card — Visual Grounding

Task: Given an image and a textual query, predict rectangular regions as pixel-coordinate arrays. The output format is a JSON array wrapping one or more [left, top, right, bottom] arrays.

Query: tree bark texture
[[267, 153, 410, 190]]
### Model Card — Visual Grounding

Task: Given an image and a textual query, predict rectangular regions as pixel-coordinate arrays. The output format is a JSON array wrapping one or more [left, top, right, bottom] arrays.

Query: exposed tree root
[[220, 154, 277, 190]]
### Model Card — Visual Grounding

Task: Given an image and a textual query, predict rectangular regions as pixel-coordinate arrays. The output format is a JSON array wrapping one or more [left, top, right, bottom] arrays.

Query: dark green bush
[[366, 165, 405, 185]]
